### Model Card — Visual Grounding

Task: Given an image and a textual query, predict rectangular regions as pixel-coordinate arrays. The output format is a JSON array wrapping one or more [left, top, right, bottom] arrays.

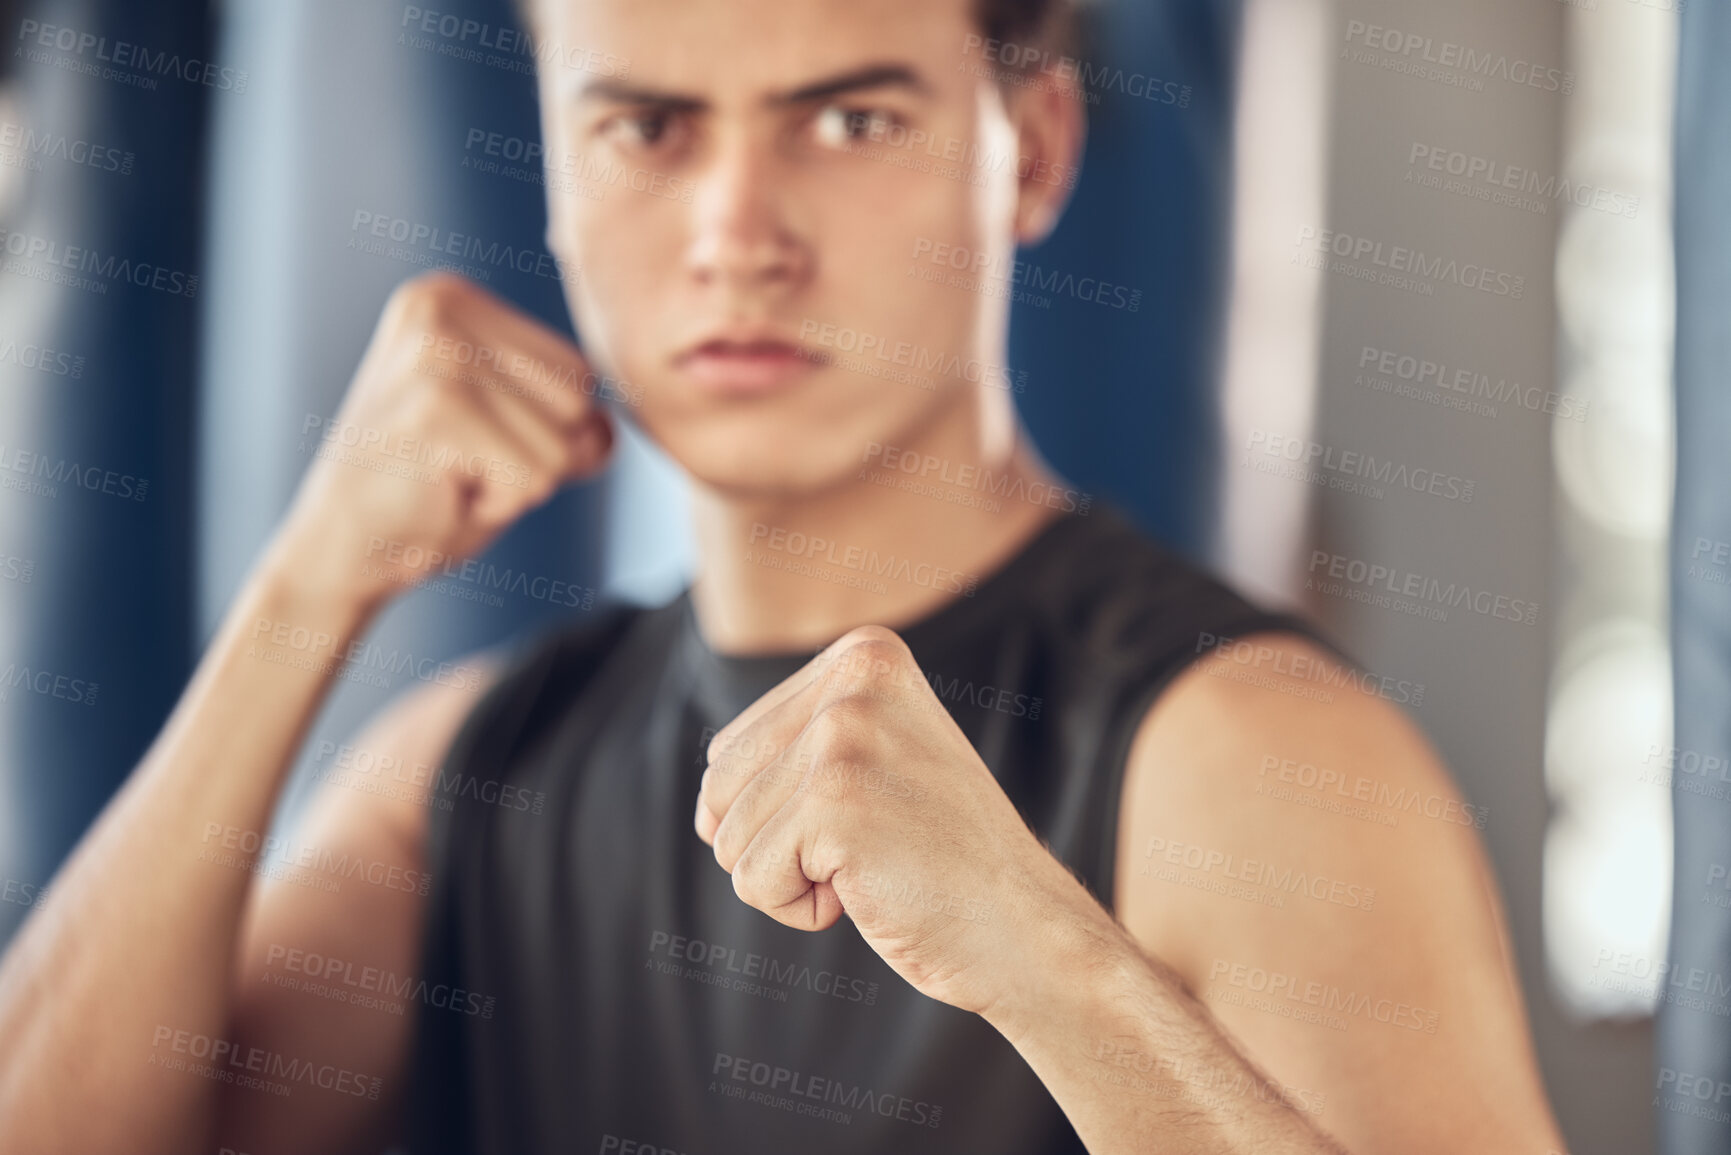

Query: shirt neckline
[[676, 508, 1092, 726]]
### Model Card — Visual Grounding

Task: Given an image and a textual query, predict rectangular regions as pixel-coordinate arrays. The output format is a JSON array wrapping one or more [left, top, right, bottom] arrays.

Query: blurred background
[[0, 0, 1713, 1151]]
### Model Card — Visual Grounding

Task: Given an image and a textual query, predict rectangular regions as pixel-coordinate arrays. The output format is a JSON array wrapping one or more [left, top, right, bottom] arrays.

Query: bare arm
[[984, 914, 1351, 1154], [1015, 632, 1567, 1154], [0, 271, 611, 1155], [0, 563, 379, 1154], [690, 622, 1567, 1153], [212, 663, 499, 1155]]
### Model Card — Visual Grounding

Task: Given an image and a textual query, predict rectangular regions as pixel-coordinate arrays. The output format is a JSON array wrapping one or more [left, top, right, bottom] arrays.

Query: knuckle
[[842, 624, 906, 654], [754, 755, 793, 791], [824, 633, 908, 691], [412, 268, 472, 305], [731, 864, 760, 905], [707, 750, 740, 783], [706, 724, 736, 763], [390, 270, 470, 330], [713, 729, 755, 765], [712, 823, 745, 872], [741, 725, 783, 762], [737, 839, 790, 881], [805, 699, 869, 754], [850, 638, 907, 679]]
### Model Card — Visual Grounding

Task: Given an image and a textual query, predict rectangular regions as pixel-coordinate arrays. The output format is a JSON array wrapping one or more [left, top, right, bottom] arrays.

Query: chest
[[464, 697, 1091, 1154]]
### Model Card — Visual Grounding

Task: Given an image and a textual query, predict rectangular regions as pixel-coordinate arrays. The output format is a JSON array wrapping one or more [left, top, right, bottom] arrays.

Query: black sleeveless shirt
[[406, 507, 1322, 1154]]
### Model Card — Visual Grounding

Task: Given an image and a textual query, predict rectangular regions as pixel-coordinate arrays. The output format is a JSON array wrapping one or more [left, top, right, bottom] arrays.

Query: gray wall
[[1297, 2, 1652, 1151]]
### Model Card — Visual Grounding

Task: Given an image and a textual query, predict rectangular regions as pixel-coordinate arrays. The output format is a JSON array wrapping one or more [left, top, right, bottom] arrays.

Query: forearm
[[982, 884, 1348, 1155], [0, 548, 375, 1153]]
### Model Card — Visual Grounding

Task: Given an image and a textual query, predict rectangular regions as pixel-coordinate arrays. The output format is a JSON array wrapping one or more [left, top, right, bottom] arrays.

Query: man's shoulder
[[1112, 630, 1478, 982], [1024, 505, 1245, 616], [435, 598, 667, 759], [494, 598, 663, 684], [1107, 633, 1560, 1153], [1013, 506, 1335, 702]]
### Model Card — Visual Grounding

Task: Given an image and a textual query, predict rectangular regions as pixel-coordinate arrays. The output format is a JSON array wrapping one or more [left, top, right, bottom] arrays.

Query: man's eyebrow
[[575, 80, 706, 111], [774, 64, 932, 105], [572, 64, 931, 110]]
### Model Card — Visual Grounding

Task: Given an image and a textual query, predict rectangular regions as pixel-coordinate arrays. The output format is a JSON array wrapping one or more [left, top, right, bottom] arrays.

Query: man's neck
[[688, 389, 1067, 655]]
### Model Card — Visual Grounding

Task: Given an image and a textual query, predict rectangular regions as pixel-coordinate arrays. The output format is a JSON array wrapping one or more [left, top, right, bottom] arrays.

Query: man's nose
[[684, 134, 811, 291]]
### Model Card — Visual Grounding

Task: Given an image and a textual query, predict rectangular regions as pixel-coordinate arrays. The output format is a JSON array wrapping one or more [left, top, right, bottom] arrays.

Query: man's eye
[[601, 110, 675, 149], [813, 105, 900, 149]]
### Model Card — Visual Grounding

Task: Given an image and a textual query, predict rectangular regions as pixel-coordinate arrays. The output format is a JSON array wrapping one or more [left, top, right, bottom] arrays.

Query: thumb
[[566, 404, 616, 479]]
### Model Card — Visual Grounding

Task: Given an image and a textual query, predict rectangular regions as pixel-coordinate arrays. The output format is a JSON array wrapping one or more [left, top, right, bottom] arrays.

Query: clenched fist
[[696, 625, 1099, 1020], [269, 271, 615, 612]]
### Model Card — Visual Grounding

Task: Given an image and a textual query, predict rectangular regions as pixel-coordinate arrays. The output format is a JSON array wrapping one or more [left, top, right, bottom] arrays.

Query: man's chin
[[680, 454, 869, 507]]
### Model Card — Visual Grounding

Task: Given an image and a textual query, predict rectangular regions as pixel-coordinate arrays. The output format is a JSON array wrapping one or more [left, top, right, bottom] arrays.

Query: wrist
[[980, 851, 1139, 1045], [257, 510, 392, 621], [241, 531, 382, 653]]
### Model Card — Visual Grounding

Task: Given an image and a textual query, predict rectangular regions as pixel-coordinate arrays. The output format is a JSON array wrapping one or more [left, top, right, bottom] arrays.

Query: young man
[[0, 0, 1568, 1151]]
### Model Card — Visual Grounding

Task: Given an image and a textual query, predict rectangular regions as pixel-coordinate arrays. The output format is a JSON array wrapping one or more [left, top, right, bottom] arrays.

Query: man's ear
[[1011, 70, 1087, 246]]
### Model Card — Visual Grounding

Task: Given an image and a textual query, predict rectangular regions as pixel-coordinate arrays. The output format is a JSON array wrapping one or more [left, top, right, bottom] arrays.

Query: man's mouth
[[675, 337, 830, 397]]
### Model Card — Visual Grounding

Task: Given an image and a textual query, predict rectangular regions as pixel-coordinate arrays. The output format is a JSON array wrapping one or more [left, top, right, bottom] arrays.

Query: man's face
[[535, 0, 1053, 499]]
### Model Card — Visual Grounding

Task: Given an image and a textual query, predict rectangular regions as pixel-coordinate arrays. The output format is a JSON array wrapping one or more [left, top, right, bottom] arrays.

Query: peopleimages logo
[[1407, 143, 1638, 219], [799, 321, 1023, 393], [711, 1052, 944, 1128], [16, 20, 250, 92], [1306, 549, 1539, 627], [1141, 835, 1377, 911], [860, 442, 1087, 515], [0, 338, 85, 379], [648, 931, 880, 1006], [348, 211, 580, 287], [399, 5, 631, 79], [910, 237, 1142, 312], [248, 613, 487, 693], [1294, 226, 1525, 300], [0, 119, 134, 175], [0, 877, 48, 910], [1341, 19, 1573, 95], [1207, 958, 1441, 1034], [1355, 344, 1587, 422], [1196, 631, 1426, 708], [150, 1026, 383, 1099], [200, 822, 433, 895], [1257, 755, 1489, 830], [312, 739, 548, 816], [0, 662, 99, 707], [1091, 1040, 1327, 1117], [461, 128, 694, 204], [0, 441, 149, 503], [960, 33, 1193, 108], [263, 944, 495, 1018], [1244, 429, 1475, 505], [747, 523, 979, 598], [363, 536, 597, 611], [0, 227, 199, 298]]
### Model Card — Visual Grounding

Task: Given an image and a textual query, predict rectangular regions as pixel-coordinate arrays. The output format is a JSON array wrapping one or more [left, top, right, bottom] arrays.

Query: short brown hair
[[974, 0, 1077, 59], [508, 0, 1081, 80]]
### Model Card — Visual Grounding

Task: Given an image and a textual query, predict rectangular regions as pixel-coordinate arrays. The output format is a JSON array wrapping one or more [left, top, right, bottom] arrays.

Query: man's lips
[[675, 338, 830, 396]]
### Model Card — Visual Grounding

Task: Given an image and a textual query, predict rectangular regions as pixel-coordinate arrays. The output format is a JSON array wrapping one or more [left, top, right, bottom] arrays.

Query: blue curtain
[[1658, 3, 1731, 1151], [1012, 0, 1240, 560], [0, 0, 209, 942]]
